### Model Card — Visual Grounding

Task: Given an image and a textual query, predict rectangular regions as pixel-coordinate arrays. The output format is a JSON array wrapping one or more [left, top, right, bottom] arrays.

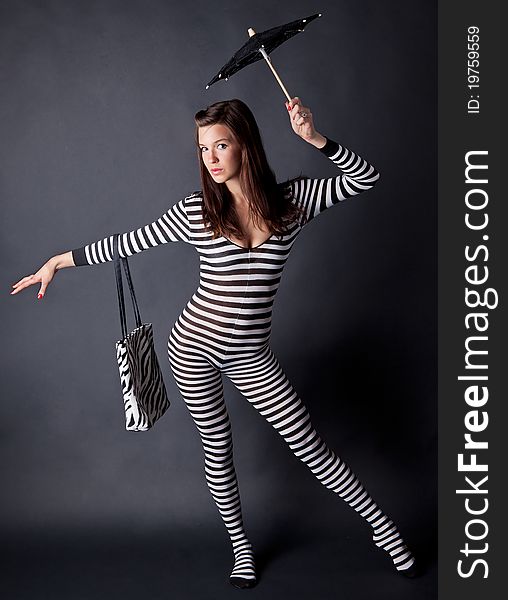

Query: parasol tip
[[248, 27, 256, 37], [205, 85, 209, 89]]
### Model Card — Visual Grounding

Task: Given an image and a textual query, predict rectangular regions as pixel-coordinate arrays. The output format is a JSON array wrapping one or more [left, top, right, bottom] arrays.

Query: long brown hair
[[194, 98, 307, 242]]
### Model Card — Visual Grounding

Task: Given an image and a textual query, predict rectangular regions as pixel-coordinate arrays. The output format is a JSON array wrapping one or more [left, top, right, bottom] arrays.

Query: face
[[198, 123, 242, 184]]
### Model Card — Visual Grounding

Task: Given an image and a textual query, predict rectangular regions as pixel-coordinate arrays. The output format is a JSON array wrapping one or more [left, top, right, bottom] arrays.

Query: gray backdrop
[[1, 1, 436, 598]]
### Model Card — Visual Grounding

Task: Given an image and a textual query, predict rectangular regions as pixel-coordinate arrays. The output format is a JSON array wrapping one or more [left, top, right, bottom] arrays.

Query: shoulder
[[184, 190, 203, 200], [176, 190, 203, 210], [277, 175, 309, 197], [183, 190, 203, 206], [180, 191, 204, 228], [166, 192, 203, 223]]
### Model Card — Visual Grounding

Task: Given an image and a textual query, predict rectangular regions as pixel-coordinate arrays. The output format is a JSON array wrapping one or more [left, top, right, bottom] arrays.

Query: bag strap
[[113, 233, 142, 340], [121, 248, 142, 327]]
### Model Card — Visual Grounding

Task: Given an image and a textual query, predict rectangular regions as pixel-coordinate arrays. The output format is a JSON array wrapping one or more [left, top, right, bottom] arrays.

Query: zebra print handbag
[[113, 233, 170, 431]]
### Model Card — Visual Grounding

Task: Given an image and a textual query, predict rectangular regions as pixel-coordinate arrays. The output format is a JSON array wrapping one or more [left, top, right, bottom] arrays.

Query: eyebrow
[[198, 138, 230, 147]]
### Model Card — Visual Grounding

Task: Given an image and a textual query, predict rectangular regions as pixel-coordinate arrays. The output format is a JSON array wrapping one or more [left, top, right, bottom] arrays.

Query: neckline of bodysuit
[[223, 233, 274, 250]]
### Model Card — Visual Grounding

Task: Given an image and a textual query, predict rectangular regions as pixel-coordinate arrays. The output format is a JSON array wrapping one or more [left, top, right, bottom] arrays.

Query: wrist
[[51, 251, 75, 270], [307, 132, 327, 149]]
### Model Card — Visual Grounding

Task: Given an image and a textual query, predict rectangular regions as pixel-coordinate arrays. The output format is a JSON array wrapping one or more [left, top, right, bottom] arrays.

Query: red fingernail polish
[[38, 293, 42, 299]]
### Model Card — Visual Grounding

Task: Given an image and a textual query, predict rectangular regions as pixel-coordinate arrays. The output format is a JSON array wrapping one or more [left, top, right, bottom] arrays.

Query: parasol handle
[[248, 28, 292, 103]]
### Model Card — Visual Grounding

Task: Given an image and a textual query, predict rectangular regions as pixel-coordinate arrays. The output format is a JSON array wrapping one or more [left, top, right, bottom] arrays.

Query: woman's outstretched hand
[[10, 251, 75, 300], [285, 97, 326, 147], [10, 260, 58, 300]]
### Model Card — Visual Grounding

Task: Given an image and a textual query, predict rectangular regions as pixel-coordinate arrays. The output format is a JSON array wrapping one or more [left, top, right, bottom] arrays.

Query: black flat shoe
[[230, 576, 258, 589]]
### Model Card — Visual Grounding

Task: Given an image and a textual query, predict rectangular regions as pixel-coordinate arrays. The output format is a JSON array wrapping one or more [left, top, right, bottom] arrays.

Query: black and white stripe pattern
[[72, 137, 415, 582]]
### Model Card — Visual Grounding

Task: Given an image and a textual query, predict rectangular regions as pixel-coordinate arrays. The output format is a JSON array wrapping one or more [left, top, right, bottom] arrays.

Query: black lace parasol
[[205, 12, 323, 101]]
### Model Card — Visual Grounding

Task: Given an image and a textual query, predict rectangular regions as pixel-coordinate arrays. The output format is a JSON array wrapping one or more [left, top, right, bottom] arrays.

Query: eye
[[200, 143, 228, 152]]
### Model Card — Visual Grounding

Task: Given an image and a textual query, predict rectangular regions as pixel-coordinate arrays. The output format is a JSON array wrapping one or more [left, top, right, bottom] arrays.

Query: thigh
[[168, 344, 224, 418], [222, 345, 311, 434], [168, 337, 230, 439], [222, 346, 345, 482]]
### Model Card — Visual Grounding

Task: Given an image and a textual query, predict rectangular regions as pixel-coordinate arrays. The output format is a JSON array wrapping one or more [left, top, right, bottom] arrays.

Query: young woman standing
[[11, 96, 417, 588]]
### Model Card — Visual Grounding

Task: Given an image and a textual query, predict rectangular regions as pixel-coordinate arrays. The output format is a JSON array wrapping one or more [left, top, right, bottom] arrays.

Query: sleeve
[[290, 135, 381, 226], [71, 196, 192, 267]]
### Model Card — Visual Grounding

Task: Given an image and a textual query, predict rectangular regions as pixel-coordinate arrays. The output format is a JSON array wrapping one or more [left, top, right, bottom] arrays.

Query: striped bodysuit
[[71, 136, 415, 585]]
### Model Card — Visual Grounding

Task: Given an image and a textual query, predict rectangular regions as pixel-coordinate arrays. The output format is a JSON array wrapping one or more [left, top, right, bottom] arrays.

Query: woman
[[11, 96, 417, 588]]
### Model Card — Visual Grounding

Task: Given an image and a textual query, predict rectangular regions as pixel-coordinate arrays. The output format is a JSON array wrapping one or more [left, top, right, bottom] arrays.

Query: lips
[[211, 169, 223, 174]]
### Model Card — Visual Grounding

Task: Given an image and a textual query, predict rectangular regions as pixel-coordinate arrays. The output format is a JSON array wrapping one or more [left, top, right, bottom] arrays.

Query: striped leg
[[167, 340, 257, 588], [222, 344, 416, 575]]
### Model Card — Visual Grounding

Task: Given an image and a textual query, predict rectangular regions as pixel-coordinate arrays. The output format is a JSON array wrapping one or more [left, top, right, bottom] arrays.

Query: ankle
[[229, 541, 257, 585]]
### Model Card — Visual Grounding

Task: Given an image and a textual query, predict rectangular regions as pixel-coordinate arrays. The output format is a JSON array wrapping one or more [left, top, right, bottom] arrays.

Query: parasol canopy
[[205, 12, 322, 101]]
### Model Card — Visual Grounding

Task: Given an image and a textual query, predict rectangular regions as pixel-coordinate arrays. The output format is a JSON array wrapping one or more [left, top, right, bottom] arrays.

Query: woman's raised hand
[[285, 97, 327, 148], [285, 96, 319, 143]]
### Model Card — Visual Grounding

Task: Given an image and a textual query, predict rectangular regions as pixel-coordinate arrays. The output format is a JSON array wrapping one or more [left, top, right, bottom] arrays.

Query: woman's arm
[[71, 195, 194, 267], [285, 97, 380, 225], [290, 134, 380, 225]]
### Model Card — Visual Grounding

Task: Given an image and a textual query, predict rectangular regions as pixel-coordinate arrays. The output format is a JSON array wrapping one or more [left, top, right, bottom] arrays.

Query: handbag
[[113, 233, 170, 431]]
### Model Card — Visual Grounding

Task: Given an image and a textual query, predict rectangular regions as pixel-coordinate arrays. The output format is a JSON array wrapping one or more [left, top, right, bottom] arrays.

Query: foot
[[398, 561, 419, 578], [229, 541, 258, 589], [230, 576, 258, 589], [371, 518, 417, 576]]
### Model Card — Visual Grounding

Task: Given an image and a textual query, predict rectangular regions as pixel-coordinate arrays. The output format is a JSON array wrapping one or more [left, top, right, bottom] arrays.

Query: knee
[[201, 435, 234, 461]]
